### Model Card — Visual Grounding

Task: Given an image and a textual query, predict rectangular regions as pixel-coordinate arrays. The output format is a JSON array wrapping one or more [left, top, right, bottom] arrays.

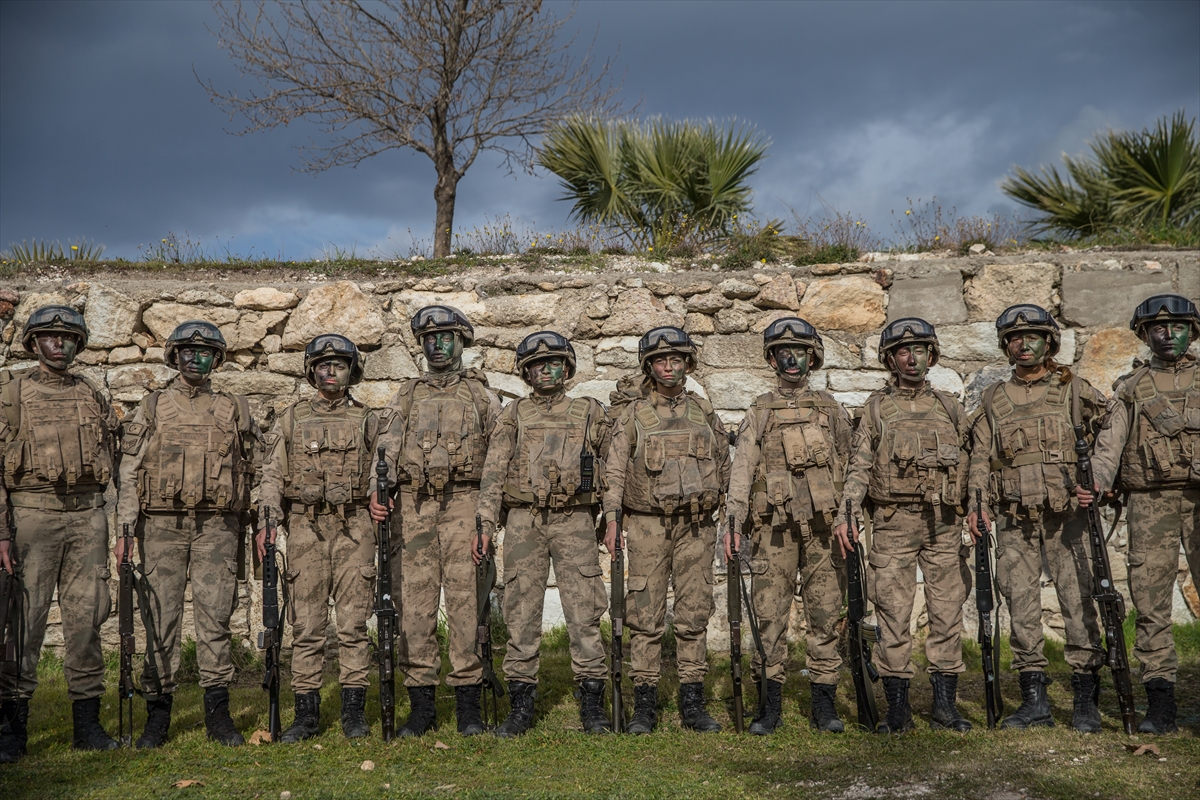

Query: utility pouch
[[780, 427, 809, 469], [1143, 395, 1186, 437], [806, 465, 838, 516]]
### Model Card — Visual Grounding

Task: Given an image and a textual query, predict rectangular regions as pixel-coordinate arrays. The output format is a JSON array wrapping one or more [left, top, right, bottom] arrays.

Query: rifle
[[375, 446, 398, 741], [610, 509, 625, 732], [475, 514, 505, 729], [727, 515, 744, 733], [0, 554, 22, 718], [118, 523, 136, 747], [846, 500, 880, 731], [1074, 424, 1136, 735], [730, 514, 767, 725], [258, 507, 282, 742], [974, 489, 1004, 728]]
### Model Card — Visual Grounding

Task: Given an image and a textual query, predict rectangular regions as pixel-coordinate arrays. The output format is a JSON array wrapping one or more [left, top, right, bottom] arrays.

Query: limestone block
[[1060, 269, 1173, 327], [222, 310, 288, 352], [363, 346, 419, 381], [703, 370, 775, 410], [963, 263, 1056, 321], [1057, 329, 1077, 365], [751, 309, 793, 334], [798, 276, 886, 333], [485, 348, 517, 374], [12, 291, 74, 333], [927, 365, 964, 397], [832, 391, 871, 408], [261, 334, 282, 354], [752, 274, 800, 310], [595, 336, 640, 368], [718, 278, 760, 299], [234, 287, 300, 311], [584, 295, 611, 319], [827, 370, 888, 392], [177, 289, 233, 306], [686, 291, 732, 314], [144, 347, 165, 363], [886, 273, 967, 325], [819, 336, 860, 370], [282, 282, 386, 349], [962, 364, 1012, 414], [684, 312, 716, 335], [714, 308, 750, 334], [663, 295, 687, 317], [84, 284, 141, 348], [480, 293, 562, 327], [937, 322, 999, 362], [676, 280, 713, 297], [267, 352, 305, 376], [1075, 327, 1149, 394], [568, 379, 617, 403], [486, 372, 528, 400], [108, 345, 142, 365], [107, 364, 175, 402], [211, 371, 296, 396], [75, 349, 107, 365], [351, 380, 405, 409], [698, 334, 761, 369], [390, 290, 486, 325], [131, 332, 155, 349], [142, 303, 239, 343], [600, 289, 682, 336]]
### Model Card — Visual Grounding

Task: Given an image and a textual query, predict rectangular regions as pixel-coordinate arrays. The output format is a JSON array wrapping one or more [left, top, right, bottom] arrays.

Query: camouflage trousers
[[997, 508, 1101, 674], [625, 511, 716, 687], [868, 504, 970, 678], [393, 488, 480, 688], [748, 512, 845, 685], [1126, 487, 1200, 683], [0, 503, 110, 701], [138, 511, 240, 695], [501, 506, 607, 684], [284, 505, 376, 692]]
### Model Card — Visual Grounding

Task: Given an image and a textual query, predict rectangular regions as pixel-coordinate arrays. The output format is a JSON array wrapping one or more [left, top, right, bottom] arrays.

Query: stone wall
[[3, 248, 1197, 656]]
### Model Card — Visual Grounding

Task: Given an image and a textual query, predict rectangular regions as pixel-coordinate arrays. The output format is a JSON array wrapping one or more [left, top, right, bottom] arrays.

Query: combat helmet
[[1129, 293, 1200, 340], [164, 320, 228, 369], [515, 331, 577, 383], [410, 305, 475, 347], [877, 317, 940, 368], [995, 304, 1060, 358], [762, 316, 825, 369], [22, 304, 89, 354], [303, 333, 364, 389], [638, 326, 697, 374]]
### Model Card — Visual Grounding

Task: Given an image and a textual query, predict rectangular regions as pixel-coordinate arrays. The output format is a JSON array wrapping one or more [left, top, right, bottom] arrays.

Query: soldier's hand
[[603, 519, 622, 562], [834, 521, 856, 559], [112, 536, 129, 566], [722, 529, 741, 561], [255, 525, 277, 561], [1074, 481, 1100, 507], [473, 520, 494, 566], [0, 539, 12, 574], [369, 493, 393, 523], [966, 509, 992, 543]]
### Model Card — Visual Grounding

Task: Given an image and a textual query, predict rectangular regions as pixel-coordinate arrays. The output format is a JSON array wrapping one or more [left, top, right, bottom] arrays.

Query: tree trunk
[[433, 166, 458, 259]]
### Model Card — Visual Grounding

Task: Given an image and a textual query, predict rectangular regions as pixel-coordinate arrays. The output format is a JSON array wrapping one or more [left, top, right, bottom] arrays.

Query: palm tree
[[537, 117, 769, 251], [1001, 111, 1199, 237]]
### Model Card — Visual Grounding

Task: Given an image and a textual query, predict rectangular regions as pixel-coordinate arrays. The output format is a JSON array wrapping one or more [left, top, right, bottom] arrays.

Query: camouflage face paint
[[650, 354, 688, 389], [770, 345, 811, 383], [527, 357, 566, 396], [34, 332, 79, 372], [1146, 321, 1193, 362], [1007, 332, 1047, 366], [178, 345, 216, 383], [423, 331, 462, 371], [314, 357, 352, 396], [891, 343, 930, 387]]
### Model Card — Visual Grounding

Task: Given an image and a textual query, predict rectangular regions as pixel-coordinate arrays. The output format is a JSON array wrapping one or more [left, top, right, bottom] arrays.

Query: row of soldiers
[[0, 291, 1196, 760]]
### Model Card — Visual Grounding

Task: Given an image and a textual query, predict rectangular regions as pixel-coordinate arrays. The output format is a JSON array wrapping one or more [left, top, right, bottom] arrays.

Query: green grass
[[4, 624, 1200, 799]]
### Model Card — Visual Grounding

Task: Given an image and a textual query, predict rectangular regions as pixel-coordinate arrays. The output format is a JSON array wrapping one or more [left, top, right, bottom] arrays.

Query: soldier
[[258, 334, 380, 741], [117, 321, 261, 748], [966, 304, 1111, 733], [0, 306, 120, 761], [833, 318, 972, 734], [476, 331, 612, 737], [1082, 294, 1200, 734], [603, 326, 731, 734], [724, 317, 852, 735], [369, 306, 501, 737]]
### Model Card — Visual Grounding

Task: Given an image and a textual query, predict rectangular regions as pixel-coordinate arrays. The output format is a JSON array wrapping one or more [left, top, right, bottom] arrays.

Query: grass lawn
[[3, 623, 1198, 800]]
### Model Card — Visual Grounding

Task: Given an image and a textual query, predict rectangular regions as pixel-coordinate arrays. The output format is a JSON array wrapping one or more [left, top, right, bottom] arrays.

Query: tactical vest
[[136, 388, 253, 513], [504, 396, 602, 509], [1116, 363, 1200, 490], [395, 373, 490, 495], [622, 393, 721, 518], [983, 375, 1079, 513], [283, 400, 371, 508], [864, 389, 963, 508], [1, 369, 113, 492], [751, 390, 843, 525]]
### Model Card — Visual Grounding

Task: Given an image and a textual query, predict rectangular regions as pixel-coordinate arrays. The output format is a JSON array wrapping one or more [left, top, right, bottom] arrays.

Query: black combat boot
[[281, 691, 321, 743], [929, 674, 972, 732], [72, 697, 119, 751], [136, 694, 174, 749], [494, 681, 537, 739], [679, 682, 722, 733], [577, 679, 613, 734], [809, 682, 845, 733], [748, 680, 783, 735], [875, 677, 914, 734], [0, 698, 27, 763], [626, 684, 658, 735], [398, 685, 438, 738], [1137, 678, 1178, 734], [1071, 671, 1102, 733], [341, 687, 369, 739], [203, 686, 245, 746], [455, 684, 485, 736], [1001, 671, 1054, 729]]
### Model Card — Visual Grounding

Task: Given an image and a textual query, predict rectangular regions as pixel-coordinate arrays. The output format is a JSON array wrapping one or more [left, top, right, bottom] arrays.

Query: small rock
[[686, 291, 732, 314], [75, 349, 108, 366], [361, 760, 375, 771], [261, 334, 282, 354], [0, 289, 19, 304], [753, 274, 800, 310], [810, 263, 842, 275], [143, 347, 165, 363], [537, 282, 557, 291], [969, 243, 988, 255], [683, 312, 715, 335], [131, 331, 155, 349], [108, 345, 143, 365], [752, 273, 772, 285], [1143, 260, 1161, 270], [675, 280, 713, 297], [798, 276, 886, 332], [281, 792, 292, 800], [647, 280, 675, 296], [714, 308, 750, 334], [176, 289, 233, 306], [234, 287, 299, 311], [717, 278, 759, 299], [873, 268, 894, 289]]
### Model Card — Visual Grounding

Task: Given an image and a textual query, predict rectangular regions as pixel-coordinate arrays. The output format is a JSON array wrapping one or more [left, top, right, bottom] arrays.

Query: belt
[[991, 450, 1076, 470], [399, 480, 479, 497], [502, 483, 597, 509], [8, 491, 105, 511], [749, 479, 846, 494]]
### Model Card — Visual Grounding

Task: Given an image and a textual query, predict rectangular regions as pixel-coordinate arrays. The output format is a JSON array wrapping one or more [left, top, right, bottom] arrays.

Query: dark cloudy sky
[[2, 0, 1197, 260]]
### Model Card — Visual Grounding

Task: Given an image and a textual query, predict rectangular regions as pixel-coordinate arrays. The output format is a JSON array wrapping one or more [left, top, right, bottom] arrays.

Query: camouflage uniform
[[727, 381, 851, 689]]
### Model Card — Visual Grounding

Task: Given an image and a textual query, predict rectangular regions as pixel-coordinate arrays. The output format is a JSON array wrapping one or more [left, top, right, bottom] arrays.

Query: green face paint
[[177, 345, 216, 383], [423, 331, 461, 372], [650, 354, 688, 389], [34, 332, 79, 371], [1147, 321, 1193, 362], [527, 357, 566, 395], [313, 358, 352, 396], [770, 345, 811, 382], [891, 343, 930, 387], [1007, 332, 1047, 366]]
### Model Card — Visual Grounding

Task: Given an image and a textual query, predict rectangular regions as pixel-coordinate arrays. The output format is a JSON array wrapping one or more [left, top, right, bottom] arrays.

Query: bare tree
[[204, 0, 620, 257]]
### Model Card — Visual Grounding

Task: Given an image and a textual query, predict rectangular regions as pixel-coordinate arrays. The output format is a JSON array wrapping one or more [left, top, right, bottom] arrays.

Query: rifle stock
[[118, 523, 136, 747], [0, 551, 23, 724], [846, 500, 880, 731], [1074, 425, 1136, 735], [974, 489, 1004, 728], [727, 515, 744, 733], [610, 509, 625, 732], [475, 514, 505, 729], [375, 446, 397, 742], [258, 507, 282, 742]]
